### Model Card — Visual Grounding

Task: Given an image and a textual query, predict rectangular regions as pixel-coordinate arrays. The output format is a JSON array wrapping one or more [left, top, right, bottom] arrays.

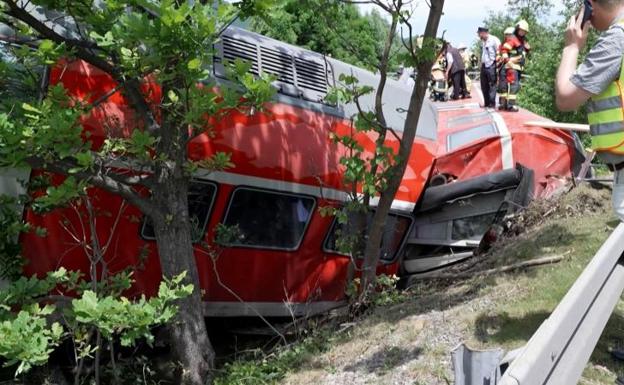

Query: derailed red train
[[6, 27, 585, 316]]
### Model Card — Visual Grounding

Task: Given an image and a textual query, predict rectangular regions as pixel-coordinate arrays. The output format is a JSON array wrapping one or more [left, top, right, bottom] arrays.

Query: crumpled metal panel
[[452, 343, 504, 385]]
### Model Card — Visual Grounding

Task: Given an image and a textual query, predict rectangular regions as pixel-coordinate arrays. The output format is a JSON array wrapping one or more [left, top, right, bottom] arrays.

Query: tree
[[250, 0, 403, 71], [320, 0, 445, 302], [0, 1, 275, 384], [506, 0, 553, 21]]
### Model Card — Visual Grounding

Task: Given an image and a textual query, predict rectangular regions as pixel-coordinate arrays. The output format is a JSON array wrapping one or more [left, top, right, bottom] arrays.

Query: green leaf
[[187, 58, 202, 70], [21, 103, 40, 114], [38, 40, 54, 52]]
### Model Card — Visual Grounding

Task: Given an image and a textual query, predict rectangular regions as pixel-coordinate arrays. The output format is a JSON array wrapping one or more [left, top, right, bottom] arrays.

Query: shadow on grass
[[473, 310, 624, 379], [343, 346, 423, 375], [384, 223, 586, 324], [473, 311, 549, 344], [492, 223, 582, 267], [592, 311, 624, 378]]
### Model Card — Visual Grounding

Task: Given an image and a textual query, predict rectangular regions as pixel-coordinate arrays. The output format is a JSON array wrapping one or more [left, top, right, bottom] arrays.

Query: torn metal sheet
[[452, 343, 504, 385]]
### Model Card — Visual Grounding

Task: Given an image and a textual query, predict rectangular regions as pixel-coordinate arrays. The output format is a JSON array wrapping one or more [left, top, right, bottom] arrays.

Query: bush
[[0, 269, 192, 382]]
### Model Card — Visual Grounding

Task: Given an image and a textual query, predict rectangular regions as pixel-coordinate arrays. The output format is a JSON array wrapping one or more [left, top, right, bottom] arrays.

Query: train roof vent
[[214, 28, 333, 104], [218, 35, 259, 75], [259, 47, 295, 85], [294, 57, 328, 102], [259, 46, 299, 97]]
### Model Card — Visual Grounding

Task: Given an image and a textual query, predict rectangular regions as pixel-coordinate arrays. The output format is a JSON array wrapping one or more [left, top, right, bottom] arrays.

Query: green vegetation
[[0, 1, 276, 383], [0, 267, 191, 381], [214, 273, 408, 385], [250, 0, 401, 71]]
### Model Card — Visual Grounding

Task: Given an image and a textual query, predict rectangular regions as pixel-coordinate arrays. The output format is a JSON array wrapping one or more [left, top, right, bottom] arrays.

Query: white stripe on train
[[195, 170, 417, 212]]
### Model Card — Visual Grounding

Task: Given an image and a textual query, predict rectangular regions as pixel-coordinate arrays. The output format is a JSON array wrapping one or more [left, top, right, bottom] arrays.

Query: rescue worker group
[[427, 20, 531, 112]]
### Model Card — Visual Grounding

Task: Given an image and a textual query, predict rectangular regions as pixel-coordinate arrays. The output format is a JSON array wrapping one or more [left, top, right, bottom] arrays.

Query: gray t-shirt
[[571, 18, 624, 164], [571, 23, 624, 95]]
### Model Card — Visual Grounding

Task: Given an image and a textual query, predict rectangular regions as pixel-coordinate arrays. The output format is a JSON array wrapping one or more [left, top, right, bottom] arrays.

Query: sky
[[357, 0, 566, 49]]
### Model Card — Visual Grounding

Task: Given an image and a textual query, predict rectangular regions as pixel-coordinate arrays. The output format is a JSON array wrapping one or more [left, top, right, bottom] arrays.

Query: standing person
[[555, 0, 624, 222], [497, 26, 525, 112], [445, 42, 468, 99], [478, 26, 501, 108], [458, 43, 473, 95], [515, 19, 532, 72]]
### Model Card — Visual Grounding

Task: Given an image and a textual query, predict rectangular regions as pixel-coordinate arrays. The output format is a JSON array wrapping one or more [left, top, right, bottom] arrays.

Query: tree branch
[[4, 1, 113, 70], [3, 1, 161, 135], [417, 255, 565, 281], [27, 157, 158, 217]]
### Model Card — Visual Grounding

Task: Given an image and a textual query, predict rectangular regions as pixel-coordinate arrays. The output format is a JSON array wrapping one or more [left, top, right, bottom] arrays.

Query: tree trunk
[[360, 0, 446, 299], [152, 177, 214, 385]]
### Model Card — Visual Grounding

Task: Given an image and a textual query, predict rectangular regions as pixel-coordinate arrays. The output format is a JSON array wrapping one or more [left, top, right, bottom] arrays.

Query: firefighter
[[515, 19, 531, 73], [497, 26, 524, 112]]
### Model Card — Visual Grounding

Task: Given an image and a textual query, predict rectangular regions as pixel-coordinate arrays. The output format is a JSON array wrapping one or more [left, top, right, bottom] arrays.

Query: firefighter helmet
[[516, 19, 530, 33], [504, 27, 515, 35]]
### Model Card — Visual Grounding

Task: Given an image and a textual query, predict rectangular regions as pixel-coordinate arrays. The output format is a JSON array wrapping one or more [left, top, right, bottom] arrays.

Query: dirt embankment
[[278, 183, 618, 385]]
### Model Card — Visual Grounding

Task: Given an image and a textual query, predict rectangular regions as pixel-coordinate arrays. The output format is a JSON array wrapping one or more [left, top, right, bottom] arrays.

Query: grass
[[216, 185, 624, 385], [461, 186, 624, 383]]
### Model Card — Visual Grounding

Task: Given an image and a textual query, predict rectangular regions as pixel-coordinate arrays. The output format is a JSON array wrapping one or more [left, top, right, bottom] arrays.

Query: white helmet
[[457, 43, 467, 50]]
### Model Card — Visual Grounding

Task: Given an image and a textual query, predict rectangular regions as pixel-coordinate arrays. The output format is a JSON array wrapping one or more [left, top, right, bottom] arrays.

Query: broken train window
[[221, 187, 315, 251], [324, 212, 412, 262], [141, 180, 218, 243]]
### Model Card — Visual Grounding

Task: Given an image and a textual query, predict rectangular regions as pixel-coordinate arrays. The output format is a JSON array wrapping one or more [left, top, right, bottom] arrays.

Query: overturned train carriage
[[2, 26, 584, 316]]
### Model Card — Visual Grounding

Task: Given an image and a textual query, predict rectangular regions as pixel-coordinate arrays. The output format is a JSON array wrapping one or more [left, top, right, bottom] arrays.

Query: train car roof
[[215, 26, 438, 141]]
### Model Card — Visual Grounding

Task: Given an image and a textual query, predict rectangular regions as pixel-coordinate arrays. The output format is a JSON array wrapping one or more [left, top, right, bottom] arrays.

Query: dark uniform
[[447, 46, 468, 100]]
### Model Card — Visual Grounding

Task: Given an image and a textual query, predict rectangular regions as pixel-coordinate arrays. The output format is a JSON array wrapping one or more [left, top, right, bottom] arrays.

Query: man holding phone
[[555, 0, 624, 222]]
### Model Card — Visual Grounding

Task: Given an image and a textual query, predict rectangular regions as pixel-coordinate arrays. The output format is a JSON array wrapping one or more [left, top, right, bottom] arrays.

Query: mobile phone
[[580, 0, 593, 28]]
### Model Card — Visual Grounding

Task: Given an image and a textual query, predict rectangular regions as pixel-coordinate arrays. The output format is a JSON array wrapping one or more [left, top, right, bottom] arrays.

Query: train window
[[141, 180, 217, 243], [447, 122, 498, 151], [324, 212, 412, 262], [446, 111, 491, 128], [222, 188, 315, 250], [451, 213, 496, 241]]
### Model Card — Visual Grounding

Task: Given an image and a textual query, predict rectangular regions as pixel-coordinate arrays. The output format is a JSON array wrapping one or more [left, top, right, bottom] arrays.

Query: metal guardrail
[[499, 224, 624, 385]]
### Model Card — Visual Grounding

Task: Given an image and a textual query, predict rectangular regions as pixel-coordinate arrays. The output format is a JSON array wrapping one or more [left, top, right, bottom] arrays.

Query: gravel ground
[[281, 282, 507, 385]]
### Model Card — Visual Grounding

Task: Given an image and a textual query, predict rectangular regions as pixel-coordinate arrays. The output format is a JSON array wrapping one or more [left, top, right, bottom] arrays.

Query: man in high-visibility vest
[[556, 0, 624, 222]]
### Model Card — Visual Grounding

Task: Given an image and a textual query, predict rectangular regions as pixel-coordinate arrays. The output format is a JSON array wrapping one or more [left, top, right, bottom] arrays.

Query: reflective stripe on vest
[[589, 21, 624, 154]]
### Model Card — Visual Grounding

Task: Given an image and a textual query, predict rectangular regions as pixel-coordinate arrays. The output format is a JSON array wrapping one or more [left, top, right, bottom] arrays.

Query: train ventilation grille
[[295, 57, 327, 94], [215, 33, 332, 104], [220, 35, 259, 75], [260, 46, 295, 85]]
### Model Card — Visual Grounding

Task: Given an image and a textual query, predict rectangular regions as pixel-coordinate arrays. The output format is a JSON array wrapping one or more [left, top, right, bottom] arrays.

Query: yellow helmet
[[504, 27, 515, 35], [516, 19, 530, 33]]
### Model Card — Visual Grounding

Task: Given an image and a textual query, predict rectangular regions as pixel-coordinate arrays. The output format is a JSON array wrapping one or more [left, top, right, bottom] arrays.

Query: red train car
[[1, 27, 584, 316]]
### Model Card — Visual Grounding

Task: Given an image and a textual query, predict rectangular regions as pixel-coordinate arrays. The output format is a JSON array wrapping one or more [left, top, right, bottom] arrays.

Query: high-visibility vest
[[589, 23, 624, 154]]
